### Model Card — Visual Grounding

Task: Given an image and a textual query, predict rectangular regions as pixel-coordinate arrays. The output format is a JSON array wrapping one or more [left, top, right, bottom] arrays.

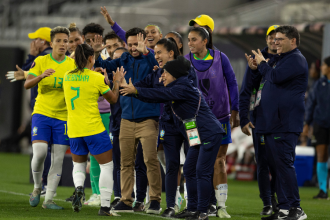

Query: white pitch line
[[0, 190, 173, 219]]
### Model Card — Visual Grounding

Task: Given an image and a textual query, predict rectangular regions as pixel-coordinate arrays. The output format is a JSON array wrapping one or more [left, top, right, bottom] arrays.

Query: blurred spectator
[[303, 56, 330, 200]]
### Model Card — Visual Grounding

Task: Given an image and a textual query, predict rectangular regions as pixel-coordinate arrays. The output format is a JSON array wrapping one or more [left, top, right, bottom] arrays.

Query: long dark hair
[[70, 44, 94, 74], [167, 31, 183, 55], [155, 37, 180, 59], [189, 27, 213, 50]]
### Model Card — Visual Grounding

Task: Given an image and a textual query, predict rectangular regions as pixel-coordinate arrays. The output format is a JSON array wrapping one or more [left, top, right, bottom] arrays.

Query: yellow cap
[[28, 27, 51, 42], [266, 25, 280, 36], [189, 15, 214, 32]]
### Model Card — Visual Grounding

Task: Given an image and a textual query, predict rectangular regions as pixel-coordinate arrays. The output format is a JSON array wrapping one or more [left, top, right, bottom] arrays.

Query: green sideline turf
[[0, 153, 328, 219]]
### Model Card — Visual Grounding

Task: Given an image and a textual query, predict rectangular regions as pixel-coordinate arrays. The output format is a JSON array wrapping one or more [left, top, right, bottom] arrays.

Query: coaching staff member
[[250, 25, 308, 220]]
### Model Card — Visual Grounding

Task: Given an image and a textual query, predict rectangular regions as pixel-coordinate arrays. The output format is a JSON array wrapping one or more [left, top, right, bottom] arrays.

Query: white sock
[[31, 142, 48, 189], [175, 186, 180, 205], [72, 161, 87, 187], [45, 144, 68, 202], [99, 161, 114, 208], [134, 170, 137, 201], [279, 209, 289, 215], [146, 185, 150, 204], [184, 182, 188, 208], [157, 150, 166, 174], [216, 184, 228, 207]]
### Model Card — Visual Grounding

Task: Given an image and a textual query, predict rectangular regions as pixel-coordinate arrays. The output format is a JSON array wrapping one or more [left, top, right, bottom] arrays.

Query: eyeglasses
[[274, 38, 288, 42]]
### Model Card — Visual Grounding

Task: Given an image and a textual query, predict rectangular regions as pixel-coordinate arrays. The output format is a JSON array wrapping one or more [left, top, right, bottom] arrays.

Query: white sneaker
[[217, 206, 231, 218], [88, 194, 101, 206], [84, 193, 98, 205]]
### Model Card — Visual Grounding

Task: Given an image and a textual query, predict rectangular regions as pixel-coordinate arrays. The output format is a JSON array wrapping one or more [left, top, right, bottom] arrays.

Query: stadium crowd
[[6, 5, 330, 220]]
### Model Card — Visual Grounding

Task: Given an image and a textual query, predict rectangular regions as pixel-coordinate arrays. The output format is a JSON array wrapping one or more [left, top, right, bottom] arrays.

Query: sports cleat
[[144, 201, 150, 211], [98, 206, 121, 216], [260, 206, 273, 215], [133, 201, 145, 212], [66, 190, 85, 202], [261, 210, 288, 220], [174, 208, 195, 218], [175, 196, 183, 213], [42, 200, 64, 210], [161, 207, 175, 217], [313, 190, 329, 200], [88, 195, 101, 206], [72, 186, 84, 212], [271, 195, 279, 212], [29, 188, 41, 207], [110, 198, 121, 209], [84, 193, 98, 205], [146, 200, 161, 214], [217, 206, 231, 218], [207, 204, 217, 217], [199, 212, 209, 220], [112, 201, 133, 212], [287, 207, 307, 220]]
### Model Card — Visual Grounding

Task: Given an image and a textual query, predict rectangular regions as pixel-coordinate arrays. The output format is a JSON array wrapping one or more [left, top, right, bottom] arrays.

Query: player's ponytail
[[70, 44, 94, 74]]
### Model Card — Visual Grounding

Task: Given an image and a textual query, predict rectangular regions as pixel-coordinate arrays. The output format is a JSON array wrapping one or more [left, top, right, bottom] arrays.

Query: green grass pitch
[[0, 153, 328, 219]]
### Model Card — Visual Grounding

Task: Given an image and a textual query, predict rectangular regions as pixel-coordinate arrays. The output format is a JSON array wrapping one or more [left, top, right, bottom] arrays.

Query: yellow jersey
[[28, 54, 76, 121], [63, 68, 111, 138]]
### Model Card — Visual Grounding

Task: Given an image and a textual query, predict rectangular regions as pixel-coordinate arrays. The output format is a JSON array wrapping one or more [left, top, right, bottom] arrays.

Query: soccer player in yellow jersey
[[24, 26, 76, 210], [63, 43, 124, 215]]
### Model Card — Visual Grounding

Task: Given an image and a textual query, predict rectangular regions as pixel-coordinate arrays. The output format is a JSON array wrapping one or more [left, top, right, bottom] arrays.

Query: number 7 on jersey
[[71, 87, 80, 110]]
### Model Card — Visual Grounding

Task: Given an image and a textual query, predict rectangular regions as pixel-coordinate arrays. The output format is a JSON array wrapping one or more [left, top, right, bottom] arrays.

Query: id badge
[[249, 89, 256, 111], [183, 118, 201, 147], [254, 90, 262, 107]]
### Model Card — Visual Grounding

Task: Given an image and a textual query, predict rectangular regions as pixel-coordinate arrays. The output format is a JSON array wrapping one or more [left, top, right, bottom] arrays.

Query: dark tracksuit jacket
[[254, 48, 308, 210], [134, 76, 225, 212], [238, 47, 276, 206]]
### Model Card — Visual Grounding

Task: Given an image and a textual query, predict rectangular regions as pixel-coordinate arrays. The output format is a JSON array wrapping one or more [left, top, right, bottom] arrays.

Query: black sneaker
[[112, 201, 133, 212], [198, 212, 209, 220], [98, 206, 112, 216], [174, 208, 196, 218], [261, 210, 288, 220], [287, 207, 307, 220], [72, 186, 84, 212], [313, 190, 329, 199], [161, 207, 175, 217], [186, 211, 200, 220], [133, 201, 145, 212], [207, 204, 217, 217], [271, 195, 279, 211], [146, 200, 161, 214], [110, 198, 120, 209], [260, 206, 273, 215]]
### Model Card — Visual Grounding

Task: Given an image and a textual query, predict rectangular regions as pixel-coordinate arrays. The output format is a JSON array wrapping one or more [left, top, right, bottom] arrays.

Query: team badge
[[261, 135, 265, 145], [198, 15, 202, 18], [33, 127, 38, 136], [160, 130, 165, 138], [109, 133, 113, 144]]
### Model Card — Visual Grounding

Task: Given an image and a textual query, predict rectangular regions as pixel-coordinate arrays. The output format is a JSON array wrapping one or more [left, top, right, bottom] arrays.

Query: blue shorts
[[70, 130, 112, 156], [31, 113, 69, 145], [220, 120, 232, 145]]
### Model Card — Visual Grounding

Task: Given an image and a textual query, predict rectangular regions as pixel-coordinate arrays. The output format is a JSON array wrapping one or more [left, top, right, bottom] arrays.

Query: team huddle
[[7, 5, 309, 220]]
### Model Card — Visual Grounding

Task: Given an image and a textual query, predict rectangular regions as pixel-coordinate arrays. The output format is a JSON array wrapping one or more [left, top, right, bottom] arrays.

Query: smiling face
[[127, 35, 141, 57], [266, 32, 277, 54], [188, 31, 207, 54], [105, 38, 124, 59], [154, 44, 174, 68], [50, 33, 69, 55], [275, 32, 296, 54], [144, 25, 162, 49], [68, 31, 83, 54], [161, 69, 176, 87]]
